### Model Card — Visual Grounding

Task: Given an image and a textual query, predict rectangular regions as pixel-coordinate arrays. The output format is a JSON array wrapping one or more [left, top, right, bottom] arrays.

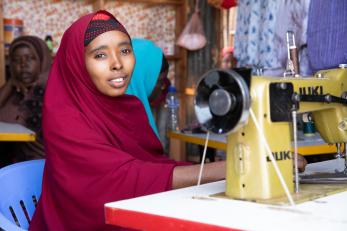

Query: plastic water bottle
[[166, 85, 179, 131]]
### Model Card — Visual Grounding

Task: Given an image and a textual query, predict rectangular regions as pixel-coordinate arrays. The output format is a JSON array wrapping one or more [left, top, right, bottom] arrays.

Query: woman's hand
[[10, 78, 29, 94], [172, 161, 225, 189], [0, 78, 16, 106], [296, 154, 308, 173]]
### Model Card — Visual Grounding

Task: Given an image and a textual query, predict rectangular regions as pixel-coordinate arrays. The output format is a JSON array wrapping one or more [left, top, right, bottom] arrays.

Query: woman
[[127, 38, 170, 137], [29, 11, 225, 231], [0, 36, 52, 164]]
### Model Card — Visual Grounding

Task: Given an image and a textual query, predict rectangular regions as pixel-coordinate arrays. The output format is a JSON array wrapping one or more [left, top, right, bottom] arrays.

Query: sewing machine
[[194, 67, 347, 202]]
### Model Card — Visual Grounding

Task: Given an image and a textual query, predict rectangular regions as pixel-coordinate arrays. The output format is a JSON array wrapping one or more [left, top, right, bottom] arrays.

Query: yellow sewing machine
[[194, 67, 347, 203]]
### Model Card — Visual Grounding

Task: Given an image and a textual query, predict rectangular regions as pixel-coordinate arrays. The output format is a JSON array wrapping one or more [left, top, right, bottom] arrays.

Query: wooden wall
[[0, 0, 186, 88]]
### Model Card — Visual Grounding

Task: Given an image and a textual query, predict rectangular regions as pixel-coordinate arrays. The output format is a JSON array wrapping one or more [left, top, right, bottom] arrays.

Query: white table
[[105, 175, 347, 230]]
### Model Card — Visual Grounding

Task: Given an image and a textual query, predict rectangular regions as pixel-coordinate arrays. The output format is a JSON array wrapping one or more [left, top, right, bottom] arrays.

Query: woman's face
[[149, 70, 169, 106], [85, 30, 135, 97], [11, 45, 41, 87]]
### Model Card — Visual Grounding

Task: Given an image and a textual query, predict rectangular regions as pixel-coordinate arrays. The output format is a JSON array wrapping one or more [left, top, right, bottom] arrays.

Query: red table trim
[[105, 207, 241, 231]]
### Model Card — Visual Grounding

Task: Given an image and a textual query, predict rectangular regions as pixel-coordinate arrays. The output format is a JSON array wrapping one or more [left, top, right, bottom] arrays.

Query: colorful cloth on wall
[[234, 0, 279, 73], [266, 0, 311, 76], [307, 0, 347, 72]]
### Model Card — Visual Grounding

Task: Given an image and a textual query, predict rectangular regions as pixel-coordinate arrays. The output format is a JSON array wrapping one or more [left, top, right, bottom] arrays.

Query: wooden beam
[[91, 0, 183, 9], [92, 0, 106, 10], [115, 0, 183, 5], [171, 0, 187, 160]]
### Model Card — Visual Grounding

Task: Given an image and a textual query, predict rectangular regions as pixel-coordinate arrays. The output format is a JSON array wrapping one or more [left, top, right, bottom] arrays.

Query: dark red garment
[[221, 0, 237, 9], [29, 10, 177, 231]]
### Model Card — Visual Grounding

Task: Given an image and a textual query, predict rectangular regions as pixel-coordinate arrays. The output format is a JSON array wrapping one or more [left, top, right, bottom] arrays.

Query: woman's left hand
[[11, 78, 29, 95], [297, 154, 308, 173]]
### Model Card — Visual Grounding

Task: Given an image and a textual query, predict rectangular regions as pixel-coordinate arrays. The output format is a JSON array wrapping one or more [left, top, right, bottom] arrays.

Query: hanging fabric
[[208, 0, 237, 9], [234, 0, 279, 73], [267, 0, 311, 76], [221, 0, 237, 9], [307, 0, 347, 72]]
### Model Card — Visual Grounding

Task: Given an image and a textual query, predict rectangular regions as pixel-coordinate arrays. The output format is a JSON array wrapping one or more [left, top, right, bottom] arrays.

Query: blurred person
[[0, 36, 52, 166], [126, 38, 170, 138], [221, 46, 237, 69]]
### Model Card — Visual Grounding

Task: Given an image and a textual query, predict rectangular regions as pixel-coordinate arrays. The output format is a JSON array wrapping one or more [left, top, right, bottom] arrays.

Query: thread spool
[[302, 113, 315, 136], [4, 18, 24, 51]]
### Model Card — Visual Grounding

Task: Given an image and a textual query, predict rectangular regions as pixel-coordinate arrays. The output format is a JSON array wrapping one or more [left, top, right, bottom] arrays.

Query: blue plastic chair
[[0, 159, 45, 231]]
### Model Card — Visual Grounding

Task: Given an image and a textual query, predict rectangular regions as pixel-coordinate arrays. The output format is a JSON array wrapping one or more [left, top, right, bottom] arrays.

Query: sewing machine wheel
[[194, 69, 251, 134]]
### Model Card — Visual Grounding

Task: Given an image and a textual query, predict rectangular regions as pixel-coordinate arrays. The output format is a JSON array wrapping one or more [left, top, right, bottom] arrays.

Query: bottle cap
[[168, 85, 176, 93]]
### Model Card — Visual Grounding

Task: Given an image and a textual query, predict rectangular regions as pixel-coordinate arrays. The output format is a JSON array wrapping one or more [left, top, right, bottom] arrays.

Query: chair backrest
[[0, 159, 45, 231]]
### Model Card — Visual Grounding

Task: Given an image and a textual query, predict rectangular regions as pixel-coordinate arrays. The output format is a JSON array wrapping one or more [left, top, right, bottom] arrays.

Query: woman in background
[[0, 36, 52, 166], [221, 46, 237, 69], [127, 38, 171, 153]]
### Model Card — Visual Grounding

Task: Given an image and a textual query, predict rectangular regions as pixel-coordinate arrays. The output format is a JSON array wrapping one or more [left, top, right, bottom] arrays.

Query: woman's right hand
[[172, 160, 226, 189], [10, 77, 29, 94], [0, 78, 29, 107], [0, 79, 15, 106]]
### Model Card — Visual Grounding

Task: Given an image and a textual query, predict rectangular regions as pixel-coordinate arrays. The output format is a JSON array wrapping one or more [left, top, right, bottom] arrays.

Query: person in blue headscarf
[[126, 38, 170, 137]]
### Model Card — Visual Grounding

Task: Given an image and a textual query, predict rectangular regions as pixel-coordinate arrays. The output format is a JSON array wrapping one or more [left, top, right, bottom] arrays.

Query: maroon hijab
[[30, 10, 177, 231]]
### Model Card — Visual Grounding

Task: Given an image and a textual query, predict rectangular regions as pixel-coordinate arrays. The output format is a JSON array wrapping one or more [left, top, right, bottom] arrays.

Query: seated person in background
[[149, 53, 171, 152], [148, 54, 170, 108], [29, 11, 225, 231], [298, 154, 307, 172], [221, 46, 237, 69], [126, 38, 170, 138], [0, 36, 52, 166]]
